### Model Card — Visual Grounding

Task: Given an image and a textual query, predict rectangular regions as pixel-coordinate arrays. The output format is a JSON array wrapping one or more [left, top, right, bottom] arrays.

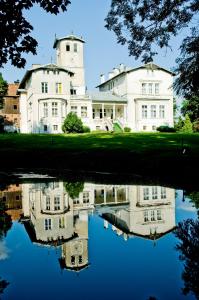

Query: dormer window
[[66, 43, 70, 51]]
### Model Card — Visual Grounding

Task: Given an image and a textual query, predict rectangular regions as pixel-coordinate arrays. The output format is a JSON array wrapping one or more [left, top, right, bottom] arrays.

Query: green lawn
[[0, 132, 199, 184]]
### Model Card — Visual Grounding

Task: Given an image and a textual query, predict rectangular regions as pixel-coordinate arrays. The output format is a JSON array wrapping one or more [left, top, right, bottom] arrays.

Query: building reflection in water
[[0, 184, 22, 221], [18, 182, 176, 272]]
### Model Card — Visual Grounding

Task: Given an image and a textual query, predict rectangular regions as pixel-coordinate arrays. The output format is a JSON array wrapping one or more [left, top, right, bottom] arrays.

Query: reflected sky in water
[[0, 181, 198, 300]]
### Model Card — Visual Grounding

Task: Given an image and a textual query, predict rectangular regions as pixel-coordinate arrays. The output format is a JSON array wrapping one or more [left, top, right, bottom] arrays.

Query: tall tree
[[181, 96, 199, 122], [0, 73, 8, 109], [105, 0, 199, 97], [0, 0, 71, 68]]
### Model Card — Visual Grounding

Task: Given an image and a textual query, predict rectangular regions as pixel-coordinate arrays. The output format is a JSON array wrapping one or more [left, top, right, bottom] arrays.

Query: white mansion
[[18, 34, 174, 133]]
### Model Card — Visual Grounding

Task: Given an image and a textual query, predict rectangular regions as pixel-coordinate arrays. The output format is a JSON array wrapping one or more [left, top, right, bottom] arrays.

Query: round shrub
[[124, 127, 131, 132], [62, 112, 84, 133], [83, 126, 91, 133], [156, 125, 176, 132]]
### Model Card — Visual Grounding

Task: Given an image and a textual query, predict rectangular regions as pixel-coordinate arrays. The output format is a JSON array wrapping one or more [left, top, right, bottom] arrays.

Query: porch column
[[124, 105, 127, 122], [104, 188, 106, 204], [102, 103, 104, 119], [113, 104, 116, 120], [115, 187, 118, 203]]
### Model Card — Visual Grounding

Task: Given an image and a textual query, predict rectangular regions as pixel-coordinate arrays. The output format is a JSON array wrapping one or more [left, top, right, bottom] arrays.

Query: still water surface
[[0, 180, 198, 300]]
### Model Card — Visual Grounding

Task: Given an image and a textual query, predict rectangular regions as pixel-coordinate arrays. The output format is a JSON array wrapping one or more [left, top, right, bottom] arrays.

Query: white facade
[[98, 64, 174, 131], [19, 34, 174, 133]]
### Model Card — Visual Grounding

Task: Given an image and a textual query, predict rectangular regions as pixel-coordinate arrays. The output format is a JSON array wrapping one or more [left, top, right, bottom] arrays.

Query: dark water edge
[[0, 166, 198, 191]]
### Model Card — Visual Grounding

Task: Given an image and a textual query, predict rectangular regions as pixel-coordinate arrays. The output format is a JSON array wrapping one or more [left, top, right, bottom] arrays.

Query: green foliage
[[185, 191, 199, 213], [83, 126, 91, 133], [180, 114, 193, 133], [0, 1, 71, 68], [62, 112, 84, 133], [193, 120, 199, 132], [64, 182, 84, 199], [0, 73, 8, 109], [174, 116, 185, 132], [124, 127, 131, 132], [0, 116, 4, 133], [157, 126, 176, 133], [173, 98, 178, 120], [174, 29, 199, 99], [181, 96, 199, 123]]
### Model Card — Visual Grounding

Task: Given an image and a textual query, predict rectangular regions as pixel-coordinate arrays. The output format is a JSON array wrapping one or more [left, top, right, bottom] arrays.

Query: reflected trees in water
[[0, 278, 9, 296], [0, 202, 12, 240], [175, 218, 199, 299], [0, 202, 11, 297], [64, 181, 84, 199]]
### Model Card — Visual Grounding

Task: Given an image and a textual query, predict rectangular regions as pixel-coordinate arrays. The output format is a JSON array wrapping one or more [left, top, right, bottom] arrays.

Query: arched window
[[66, 43, 70, 51]]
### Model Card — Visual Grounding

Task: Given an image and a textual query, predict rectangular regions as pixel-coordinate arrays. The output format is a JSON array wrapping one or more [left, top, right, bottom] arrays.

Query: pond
[[0, 178, 198, 300]]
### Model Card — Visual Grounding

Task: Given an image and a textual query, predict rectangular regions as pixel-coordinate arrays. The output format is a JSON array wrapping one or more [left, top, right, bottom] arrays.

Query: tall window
[[148, 83, 153, 95], [152, 186, 158, 200], [41, 82, 48, 93], [142, 83, 147, 94], [151, 105, 156, 118], [155, 83, 159, 95], [54, 196, 60, 211], [142, 105, 147, 119], [71, 256, 75, 265], [81, 106, 87, 117], [44, 219, 52, 230], [83, 192, 89, 203], [56, 83, 62, 94], [151, 210, 155, 221], [79, 256, 83, 264], [43, 102, 48, 117], [46, 196, 50, 210], [144, 211, 149, 222], [143, 187, 149, 200], [74, 43, 77, 52], [59, 217, 65, 229], [159, 105, 165, 118], [53, 125, 58, 131], [66, 43, 70, 51], [70, 89, 76, 95], [52, 102, 58, 117], [157, 209, 162, 220], [161, 187, 166, 199], [71, 106, 77, 115]]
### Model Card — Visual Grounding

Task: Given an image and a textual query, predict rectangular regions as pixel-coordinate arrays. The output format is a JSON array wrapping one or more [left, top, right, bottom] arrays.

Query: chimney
[[100, 74, 105, 84], [113, 68, 119, 75], [119, 63, 125, 72], [108, 72, 114, 79], [32, 64, 41, 69]]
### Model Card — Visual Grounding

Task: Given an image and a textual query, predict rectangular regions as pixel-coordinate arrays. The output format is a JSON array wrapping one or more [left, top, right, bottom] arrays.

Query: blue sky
[[1, 0, 186, 91]]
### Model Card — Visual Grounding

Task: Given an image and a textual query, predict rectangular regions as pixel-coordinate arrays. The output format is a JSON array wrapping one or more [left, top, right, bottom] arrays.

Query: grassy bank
[[0, 132, 199, 185]]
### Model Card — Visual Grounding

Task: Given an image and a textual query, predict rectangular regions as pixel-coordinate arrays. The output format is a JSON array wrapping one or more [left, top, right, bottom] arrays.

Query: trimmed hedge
[[156, 125, 176, 132]]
